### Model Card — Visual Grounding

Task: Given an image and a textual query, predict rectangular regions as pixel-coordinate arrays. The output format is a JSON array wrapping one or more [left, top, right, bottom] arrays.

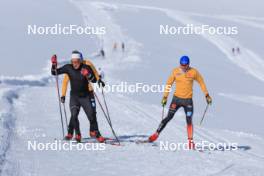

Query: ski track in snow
[[69, 0, 143, 74], [11, 86, 264, 176], [219, 92, 264, 108], [0, 1, 264, 175], [187, 13, 264, 31], [0, 88, 19, 175]]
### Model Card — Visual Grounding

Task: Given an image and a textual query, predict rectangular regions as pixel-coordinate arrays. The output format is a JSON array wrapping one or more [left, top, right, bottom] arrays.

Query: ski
[[134, 139, 158, 146], [135, 139, 150, 144], [62, 137, 121, 146]]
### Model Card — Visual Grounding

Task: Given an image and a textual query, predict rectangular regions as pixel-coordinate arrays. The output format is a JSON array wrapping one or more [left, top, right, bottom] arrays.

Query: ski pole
[[83, 72, 120, 144], [94, 92, 120, 145], [62, 103, 68, 128], [161, 106, 165, 120], [94, 92, 120, 144], [101, 89, 119, 142], [54, 67, 65, 138], [199, 104, 209, 126], [83, 75, 113, 128], [94, 92, 111, 128], [101, 88, 112, 126]]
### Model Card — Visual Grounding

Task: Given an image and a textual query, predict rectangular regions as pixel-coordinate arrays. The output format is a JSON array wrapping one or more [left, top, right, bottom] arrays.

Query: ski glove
[[61, 96, 65, 103], [81, 68, 89, 77], [51, 55, 57, 65], [98, 79, 105, 88], [206, 94, 212, 105], [161, 97, 167, 107]]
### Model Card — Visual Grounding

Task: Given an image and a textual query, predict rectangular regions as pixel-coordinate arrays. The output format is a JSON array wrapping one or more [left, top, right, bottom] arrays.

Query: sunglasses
[[71, 59, 81, 64]]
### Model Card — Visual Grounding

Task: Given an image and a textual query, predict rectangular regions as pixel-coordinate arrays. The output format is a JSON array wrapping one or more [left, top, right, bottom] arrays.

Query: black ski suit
[[51, 63, 99, 135], [157, 96, 193, 133]]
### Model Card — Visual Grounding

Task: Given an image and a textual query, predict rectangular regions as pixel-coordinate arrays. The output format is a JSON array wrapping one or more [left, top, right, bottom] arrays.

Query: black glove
[[98, 79, 105, 88], [61, 96, 65, 103], [161, 97, 167, 107], [206, 94, 212, 105]]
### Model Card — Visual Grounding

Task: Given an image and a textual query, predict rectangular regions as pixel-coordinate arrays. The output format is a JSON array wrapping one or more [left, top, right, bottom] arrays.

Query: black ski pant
[[68, 92, 99, 135], [157, 96, 193, 133]]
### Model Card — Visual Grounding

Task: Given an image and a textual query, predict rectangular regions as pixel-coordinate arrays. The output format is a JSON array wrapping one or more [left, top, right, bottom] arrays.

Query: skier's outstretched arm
[[61, 75, 69, 97], [50, 55, 68, 76], [161, 70, 175, 106], [81, 65, 96, 83], [85, 60, 100, 81], [194, 70, 209, 96], [195, 70, 212, 104], [163, 70, 175, 99], [51, 64, 68, 75], [84, 60, 105, 87]]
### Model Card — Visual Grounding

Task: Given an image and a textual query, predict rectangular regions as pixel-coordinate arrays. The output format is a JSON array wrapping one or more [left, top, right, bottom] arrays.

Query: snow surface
[[0, 0, 264, 175]]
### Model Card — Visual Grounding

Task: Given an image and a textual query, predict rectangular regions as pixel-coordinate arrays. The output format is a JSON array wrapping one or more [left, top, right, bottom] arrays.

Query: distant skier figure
[[51, 51, 105, 143], [149, 56, 212, 149], [113, 42, 117, 51], [232, 48, 235, 55], [121, 42, 125, 52], [236, 47, 240, 54], [100, 48, 105, 58], [60, 51, 105, 143], [98, 67, 105, 81]]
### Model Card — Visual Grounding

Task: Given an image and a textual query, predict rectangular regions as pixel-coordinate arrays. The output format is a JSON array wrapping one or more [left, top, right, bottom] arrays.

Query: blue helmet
[[180, 55, 190, 65]]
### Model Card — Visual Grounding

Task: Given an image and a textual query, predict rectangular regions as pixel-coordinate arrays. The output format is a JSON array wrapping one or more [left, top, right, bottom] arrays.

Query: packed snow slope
[[0, 0, 264, 175]]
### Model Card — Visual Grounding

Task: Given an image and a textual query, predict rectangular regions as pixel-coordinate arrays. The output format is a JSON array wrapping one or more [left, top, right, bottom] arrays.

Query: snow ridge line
[[98, 2, 264, 82], [187, 13, 264, 30], [0, 89, 19, 174], [0, 75, 51, 87], [0, 61, 69, 87]]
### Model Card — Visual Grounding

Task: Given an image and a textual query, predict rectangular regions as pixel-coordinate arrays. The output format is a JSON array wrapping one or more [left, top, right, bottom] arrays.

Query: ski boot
[[96, 136, 105, 143], [149, 132, 159, 142], [90, 130, 105, 143], [64, 133, 73, 140], [96, 131, 105, 143], [188, 138, 195, 150], [89, 131, 97, 138], [75, 134, 82, 143]]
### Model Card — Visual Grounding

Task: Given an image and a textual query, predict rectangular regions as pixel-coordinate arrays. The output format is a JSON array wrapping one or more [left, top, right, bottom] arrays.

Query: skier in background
[[98, 67, 105, 81], [100, 48, 105, 58], [113, 42, 117, 51], [51, 51, 105, 143], [232, 48, 235, 55], [236, 47, 240, 54], [60, 50, 105, 142], [122, 42, 125, 52], [148, 56, 212, 149]]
